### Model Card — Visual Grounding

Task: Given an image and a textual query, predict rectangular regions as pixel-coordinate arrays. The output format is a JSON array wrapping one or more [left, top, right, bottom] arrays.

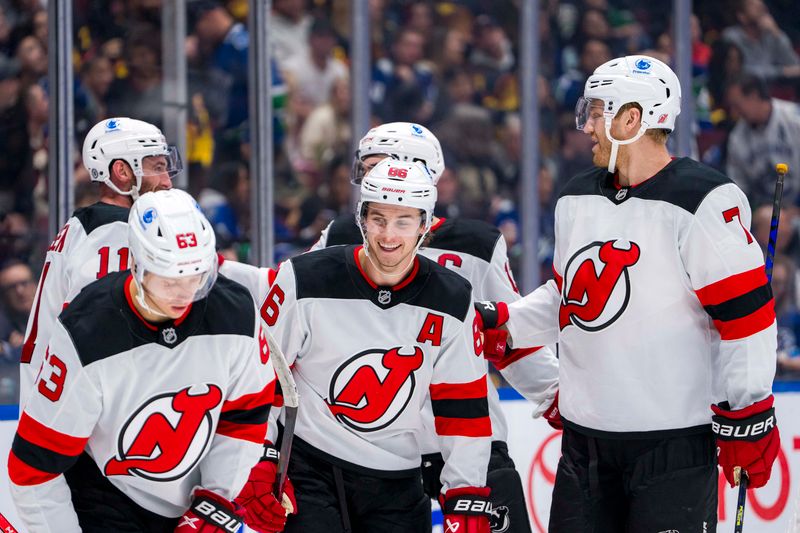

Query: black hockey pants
[[422, 441, 533, 533], [549, 425, 718, 533], [283, 442, 431, 533]]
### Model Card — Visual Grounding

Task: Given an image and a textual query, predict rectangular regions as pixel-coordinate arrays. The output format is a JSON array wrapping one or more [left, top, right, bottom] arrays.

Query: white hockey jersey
[[9, 272, 275, 530], [306, 215, 559, 449], [506, 158, 777, 435], [232, 245, 490, 491], [20, 202, 131, 408]]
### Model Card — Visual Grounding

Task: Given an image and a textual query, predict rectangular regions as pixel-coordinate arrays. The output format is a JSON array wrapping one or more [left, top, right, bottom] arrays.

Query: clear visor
[[141, 146, 183, 178], [350, 151, 390, 184], [575, 96, 605, 130], [137, 265, 217, 310], [360, 207, 425, 238]]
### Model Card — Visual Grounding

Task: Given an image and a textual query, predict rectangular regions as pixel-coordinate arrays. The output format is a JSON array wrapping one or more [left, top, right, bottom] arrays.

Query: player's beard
[[592, 136, 612, 168]]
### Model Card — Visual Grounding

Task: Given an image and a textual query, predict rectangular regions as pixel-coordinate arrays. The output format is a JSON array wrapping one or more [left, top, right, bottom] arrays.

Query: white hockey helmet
[[352, 122, 445, 185], [128, 189, 218, 313], [357, 159, 437, 232], [83, 117, 182, 199], [575, 55, 681, 172]]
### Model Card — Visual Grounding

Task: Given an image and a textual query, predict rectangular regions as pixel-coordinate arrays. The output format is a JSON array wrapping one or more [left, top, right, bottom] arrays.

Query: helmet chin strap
[[132, 268, 172, 320], [605, 121, 648, 173]]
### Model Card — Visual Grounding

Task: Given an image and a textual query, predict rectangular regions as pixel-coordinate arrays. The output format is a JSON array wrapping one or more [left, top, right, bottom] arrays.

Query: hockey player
[[228, 159, 493, 532], [7, 189, 290, 532], [19, 117, 182, 408], [476, 55, 780, 531], [306, 122, 558, 533]]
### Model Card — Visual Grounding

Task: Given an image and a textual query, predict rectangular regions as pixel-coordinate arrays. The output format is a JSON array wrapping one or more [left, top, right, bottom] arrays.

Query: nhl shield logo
[[378, 290, 392, 305], [162, 328, 178, 344]]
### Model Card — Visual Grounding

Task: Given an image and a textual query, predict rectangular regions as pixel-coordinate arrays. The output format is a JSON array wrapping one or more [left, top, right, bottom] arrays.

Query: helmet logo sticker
[[378, 290, 392, 305], [410, 124, 424, 137], [162, 328, 177, 345], [141, 208, 157, 229], [657, 114, 669, 124], [633, 58, 652, 74], [105, 119, 120, 131]]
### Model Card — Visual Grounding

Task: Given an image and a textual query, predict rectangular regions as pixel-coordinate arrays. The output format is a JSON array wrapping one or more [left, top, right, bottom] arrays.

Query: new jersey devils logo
[[104, 384, 222, 481], [559, 240, 640, 331], [327, 346, 424, 432]]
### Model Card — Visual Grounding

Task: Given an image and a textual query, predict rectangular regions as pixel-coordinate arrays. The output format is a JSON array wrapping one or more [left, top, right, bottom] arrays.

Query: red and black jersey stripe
[[217, 379, 275, 443], [430, 377, 491, 437], [695, 266, 775, 340], [9, 412, 88, 486]]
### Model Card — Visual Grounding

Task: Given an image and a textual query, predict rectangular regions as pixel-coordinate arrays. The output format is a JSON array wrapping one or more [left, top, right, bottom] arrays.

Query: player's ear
[[111, 159, 133, 186]]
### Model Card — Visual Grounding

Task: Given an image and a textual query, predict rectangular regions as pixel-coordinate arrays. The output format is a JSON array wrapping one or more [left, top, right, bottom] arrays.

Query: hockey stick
[[732, 164, 790, 533], [0, 511, 19, 533], [265, 331, 299, 499], [764, 163, 789, 281]]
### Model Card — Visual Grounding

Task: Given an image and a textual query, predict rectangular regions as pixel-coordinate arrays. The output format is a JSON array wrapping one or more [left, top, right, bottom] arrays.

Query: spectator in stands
[[751, 203, 799, 263], [189, 0, 287, 157], [371, 27, 437, 124], [469, 15, 515, 107], [79, 55, 114, 123], [298, 76, 351, 172], [722, 0, 800, 82], [282, 18, 347, 108], [107, 26, 164, 128], [271, 0, 312, 66], [199, 160, 248, 243], [772, 254, 800, 379], [725, 74, 800, 206], [554, 39, 612, 112], [15, 35, 45, 87], [708, 40, 745, 110], [0, 258, 35, 358]]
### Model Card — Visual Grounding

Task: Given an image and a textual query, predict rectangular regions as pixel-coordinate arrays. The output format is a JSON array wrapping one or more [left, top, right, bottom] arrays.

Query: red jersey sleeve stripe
[[216, 420, 268, 444], [221, 379, 276, 413], [434, 416, 492, 437], [16, 412, 87, 457], [492, 347, 543, 371], [713, 300, 776, 341], [7, 450, 60, 486], [695, 266, 769, 306], [430, 377, 488, 401]]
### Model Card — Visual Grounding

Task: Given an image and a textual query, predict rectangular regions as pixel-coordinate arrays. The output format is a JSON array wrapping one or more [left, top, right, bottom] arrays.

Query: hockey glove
[[711, 395, 780, 489], [440, 486, 492, 533], [474, 301, 510, 362], [543, 391, 563, 430], [175, 489, 244, 532], [235, 444, 297, 533]]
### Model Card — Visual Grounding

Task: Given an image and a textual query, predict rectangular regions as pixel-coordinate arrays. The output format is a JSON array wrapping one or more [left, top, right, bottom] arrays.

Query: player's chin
[[166, 303, 191, 317]]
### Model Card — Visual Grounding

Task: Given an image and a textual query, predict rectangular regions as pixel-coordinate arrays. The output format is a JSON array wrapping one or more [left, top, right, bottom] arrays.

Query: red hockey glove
[[175, 489, 244, 532], [474, 301, 510, 362], [235, 445, 297, 533], [543, 391, 563, 430], [440, 487, 492, 533], [711, 395, 780, 489]]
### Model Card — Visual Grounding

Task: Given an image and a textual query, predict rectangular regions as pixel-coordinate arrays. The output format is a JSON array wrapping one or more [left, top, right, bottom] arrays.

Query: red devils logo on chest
[[104, 384, 222, 481], [559, 240, 640, 331], [326, 346, 424, 432]]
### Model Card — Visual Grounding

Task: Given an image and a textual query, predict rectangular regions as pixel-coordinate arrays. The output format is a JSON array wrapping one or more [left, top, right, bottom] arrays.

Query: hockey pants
[[422, 441, 533, 533], [549, 425, 718, 533], [283, 443, 430, 533]]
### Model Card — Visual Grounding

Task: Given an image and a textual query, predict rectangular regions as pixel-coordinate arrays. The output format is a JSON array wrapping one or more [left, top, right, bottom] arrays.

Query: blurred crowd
[[0, 0, 800, 402]]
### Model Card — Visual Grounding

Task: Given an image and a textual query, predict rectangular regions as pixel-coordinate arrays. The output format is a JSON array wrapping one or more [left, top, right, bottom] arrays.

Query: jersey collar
[[347, 245, 428, 309], [121, 274, 201, 348]]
